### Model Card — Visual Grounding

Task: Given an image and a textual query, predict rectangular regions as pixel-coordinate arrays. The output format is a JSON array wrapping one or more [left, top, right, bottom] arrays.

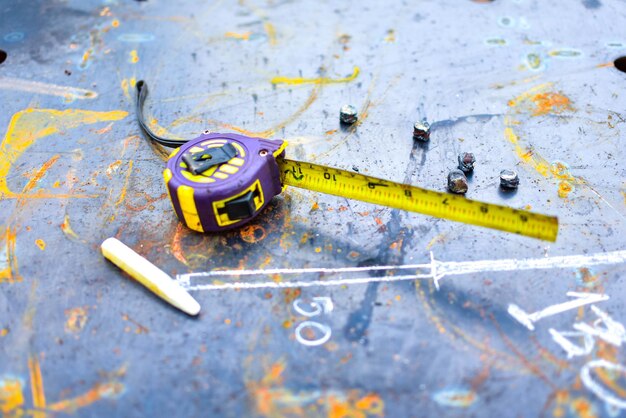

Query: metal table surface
[[1, 0, 626, 416]]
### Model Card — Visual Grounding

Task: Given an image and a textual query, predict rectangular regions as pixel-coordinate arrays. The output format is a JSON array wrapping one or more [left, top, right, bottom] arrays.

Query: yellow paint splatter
[[60, 215, 81, 241], [225, 31, 252, 40], [0, 376, 25, 415], [426, 234, 446, 250], [0, 108, 128, 198], [0, 227, 19, 284], [114, 160, 134, 207], [1, 362, 124, 416], [148, 118, 185, 141], [504, 85, 583, 189], [384, 29, 396, 42], [28, 355, 46, 418], [35, 239, 45, 250], [129, 50, 139, 64], [120, 77, 137, 101], [263, 22, 277, 45], [271, 66, 360, 85], [65, 306, 89, 333], [0, 328, 8, 337], [111, 19, 120, 28]]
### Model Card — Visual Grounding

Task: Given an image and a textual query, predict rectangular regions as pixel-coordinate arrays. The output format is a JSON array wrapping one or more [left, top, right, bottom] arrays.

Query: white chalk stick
[[101, 237, 201, 316]]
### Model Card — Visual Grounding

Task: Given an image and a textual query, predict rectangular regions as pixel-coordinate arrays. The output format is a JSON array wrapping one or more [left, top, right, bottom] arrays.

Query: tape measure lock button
[[164, 133, 286, 232]]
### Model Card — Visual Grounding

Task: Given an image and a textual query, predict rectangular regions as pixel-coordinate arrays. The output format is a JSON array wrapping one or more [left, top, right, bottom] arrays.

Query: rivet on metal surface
[[259, 149, 268, 156], [339, 104, 358, 124], [447, 169, 468, 194], [500, 169, 520, 190], [413, 120, 430, 141]]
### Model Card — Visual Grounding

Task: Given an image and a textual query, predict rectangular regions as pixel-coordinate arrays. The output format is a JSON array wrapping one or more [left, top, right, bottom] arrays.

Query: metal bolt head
[[500, 169, 520, 189], [413, 120, 430, 141], [458, 152, 476, 173], [339, 104, 358, 124], [447, 169, 468, 194]]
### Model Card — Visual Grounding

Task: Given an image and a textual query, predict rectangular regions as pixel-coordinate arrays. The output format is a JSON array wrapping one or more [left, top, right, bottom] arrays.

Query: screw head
[[259, 149, 268, 157]]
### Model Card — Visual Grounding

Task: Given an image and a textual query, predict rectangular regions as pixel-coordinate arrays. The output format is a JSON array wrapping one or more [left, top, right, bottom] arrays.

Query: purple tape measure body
[[163, 133, 286, 232]]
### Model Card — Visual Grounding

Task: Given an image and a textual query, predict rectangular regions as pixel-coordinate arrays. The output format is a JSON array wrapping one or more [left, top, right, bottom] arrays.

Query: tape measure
[[136, 81, 559, 242]]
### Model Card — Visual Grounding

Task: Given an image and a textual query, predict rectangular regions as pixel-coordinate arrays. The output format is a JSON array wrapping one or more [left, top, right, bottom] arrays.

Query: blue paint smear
[[582, 0, 602, 9]]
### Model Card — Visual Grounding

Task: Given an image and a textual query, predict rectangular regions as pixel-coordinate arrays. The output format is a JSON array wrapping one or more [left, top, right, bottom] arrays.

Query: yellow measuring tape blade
[[279, 159, 558, 242]]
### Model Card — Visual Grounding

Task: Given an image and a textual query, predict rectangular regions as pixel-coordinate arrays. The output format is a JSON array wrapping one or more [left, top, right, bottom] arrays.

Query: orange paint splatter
[[65, 307, 89, 333], [558, 181, 573, 198], [569, 397, 598, 418], [170, 223, 189, 266], [60, 215, 81, 242], [122, 313, 149, 334], [240, 224, 267, 244], [530, 92, 573, 116], [48, 382, 124, 413], [95, 122, 114, 135]]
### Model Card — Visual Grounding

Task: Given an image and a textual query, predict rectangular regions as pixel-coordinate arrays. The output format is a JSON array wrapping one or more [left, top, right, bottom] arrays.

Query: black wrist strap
[[136, 80, 190, 148]]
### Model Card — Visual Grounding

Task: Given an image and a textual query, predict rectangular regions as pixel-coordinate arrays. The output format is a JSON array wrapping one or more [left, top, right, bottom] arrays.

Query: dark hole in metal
[[0, 50, 7, 64], [615, 56, 626, 73]]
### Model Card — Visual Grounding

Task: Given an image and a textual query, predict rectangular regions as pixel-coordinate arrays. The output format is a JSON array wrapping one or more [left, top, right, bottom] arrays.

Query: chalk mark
[[177, 249, 626, 292]]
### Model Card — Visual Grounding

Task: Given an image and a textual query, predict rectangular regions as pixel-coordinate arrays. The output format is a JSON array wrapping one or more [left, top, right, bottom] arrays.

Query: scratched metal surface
[[1, 0, 626, 416]]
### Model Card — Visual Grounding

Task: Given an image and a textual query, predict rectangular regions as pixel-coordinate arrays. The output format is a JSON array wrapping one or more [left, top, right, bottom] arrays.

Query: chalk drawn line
[[176, 250, 626, 292]]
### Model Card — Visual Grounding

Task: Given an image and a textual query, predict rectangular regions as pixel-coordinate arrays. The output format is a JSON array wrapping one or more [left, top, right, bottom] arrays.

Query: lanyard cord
[[135, 80, 190, 148]]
